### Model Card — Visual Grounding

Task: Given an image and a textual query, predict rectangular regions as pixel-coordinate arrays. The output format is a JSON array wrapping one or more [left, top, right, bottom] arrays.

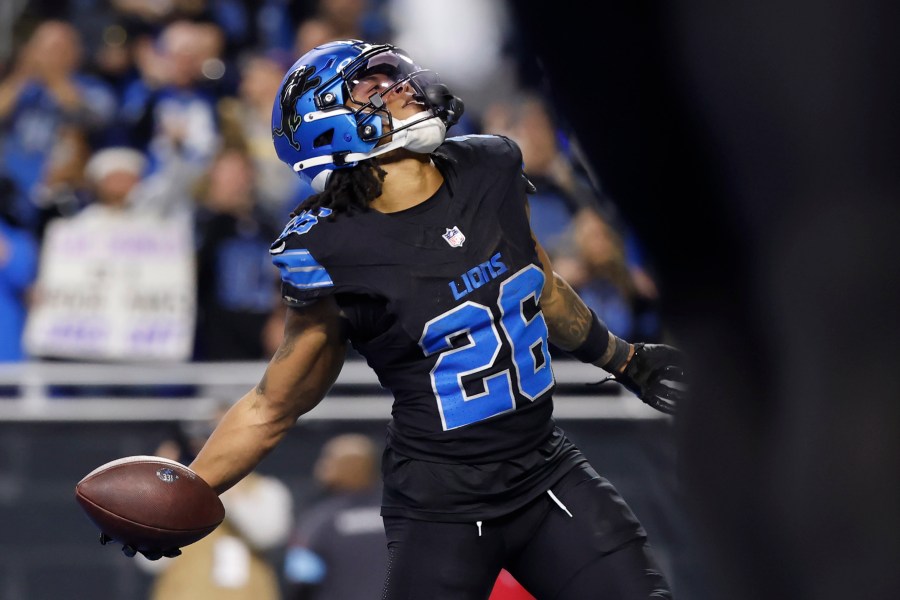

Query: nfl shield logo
[[442, 226, 466, 248]]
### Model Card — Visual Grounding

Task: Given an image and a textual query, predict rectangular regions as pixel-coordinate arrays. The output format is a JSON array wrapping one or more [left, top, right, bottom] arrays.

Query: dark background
[[511, 1, 900, 599]]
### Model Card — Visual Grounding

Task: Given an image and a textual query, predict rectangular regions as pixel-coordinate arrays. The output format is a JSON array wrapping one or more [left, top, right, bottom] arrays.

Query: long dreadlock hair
[[289, 159, 388, 220], [289, 153, 456, 220]]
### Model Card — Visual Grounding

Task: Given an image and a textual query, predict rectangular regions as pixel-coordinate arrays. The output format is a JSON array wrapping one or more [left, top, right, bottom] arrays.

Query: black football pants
[[381, 463, 672, 599]]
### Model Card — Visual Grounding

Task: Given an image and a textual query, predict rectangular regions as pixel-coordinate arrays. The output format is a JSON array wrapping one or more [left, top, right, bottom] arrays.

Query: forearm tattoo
[[548, 275, 594, 351], [255, 310, 305, 395], [272, 326, 299, 363], [255, 371, 269, 395]]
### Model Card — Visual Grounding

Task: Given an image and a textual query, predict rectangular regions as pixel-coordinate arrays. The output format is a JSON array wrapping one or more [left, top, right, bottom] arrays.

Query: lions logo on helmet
[[271, 40, 464, 192], [273, 65, 321, 151]]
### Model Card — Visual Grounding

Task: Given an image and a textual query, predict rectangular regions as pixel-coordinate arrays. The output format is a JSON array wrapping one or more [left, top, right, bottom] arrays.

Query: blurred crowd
[[0, 0, 665, 365]]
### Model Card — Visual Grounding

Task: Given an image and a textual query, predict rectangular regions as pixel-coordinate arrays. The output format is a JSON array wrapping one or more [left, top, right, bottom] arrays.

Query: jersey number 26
[[419, 265, 554, 430]]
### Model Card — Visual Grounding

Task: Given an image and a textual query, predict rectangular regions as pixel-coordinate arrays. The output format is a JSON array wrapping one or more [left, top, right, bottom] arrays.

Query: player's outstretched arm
[[190, 298, 348, 495], [532, 234, 685, 414]]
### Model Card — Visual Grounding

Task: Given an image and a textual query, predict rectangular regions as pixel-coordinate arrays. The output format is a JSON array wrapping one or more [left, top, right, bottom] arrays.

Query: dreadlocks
[[289, 153, 456, 220], [290, 159, 388, 219]]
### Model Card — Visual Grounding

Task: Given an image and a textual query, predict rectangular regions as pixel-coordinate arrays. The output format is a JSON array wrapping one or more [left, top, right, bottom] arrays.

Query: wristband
[[569, 310, 610, 363], [602, 335, 632, 373]]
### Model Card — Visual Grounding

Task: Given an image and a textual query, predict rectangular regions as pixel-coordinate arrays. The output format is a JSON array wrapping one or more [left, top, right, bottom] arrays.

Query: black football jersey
[[271, 135, 584, 521]]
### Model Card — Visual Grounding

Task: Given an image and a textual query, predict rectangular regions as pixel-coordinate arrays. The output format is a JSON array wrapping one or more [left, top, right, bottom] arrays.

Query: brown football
[[75, 456, 225, 552]]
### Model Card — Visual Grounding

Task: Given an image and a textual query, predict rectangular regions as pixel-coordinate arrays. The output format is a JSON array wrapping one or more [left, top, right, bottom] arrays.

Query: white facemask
[[388, 111, 447, 154]]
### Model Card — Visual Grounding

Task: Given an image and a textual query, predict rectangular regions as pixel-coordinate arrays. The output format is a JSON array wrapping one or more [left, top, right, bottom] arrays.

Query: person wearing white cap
[[83, 146, 148, 210]]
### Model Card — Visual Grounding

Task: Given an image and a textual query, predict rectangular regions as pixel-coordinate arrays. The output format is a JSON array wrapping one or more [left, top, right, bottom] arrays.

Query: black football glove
[[99, 532, 182, 560], [607, 343, 686, 415]]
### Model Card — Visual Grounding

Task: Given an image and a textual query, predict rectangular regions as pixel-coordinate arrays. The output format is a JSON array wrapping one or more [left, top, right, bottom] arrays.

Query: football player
[[177, 40, 683, 598]]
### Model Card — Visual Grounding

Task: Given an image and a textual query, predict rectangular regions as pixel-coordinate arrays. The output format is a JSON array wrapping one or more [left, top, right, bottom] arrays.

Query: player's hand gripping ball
[[75, 456, 225, 560], [615, 343, 687, 415]]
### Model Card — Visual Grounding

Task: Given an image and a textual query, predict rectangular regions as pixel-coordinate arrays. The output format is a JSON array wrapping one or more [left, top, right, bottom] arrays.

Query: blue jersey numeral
[[420, 303, 515, 430], [419, 265, 553, 430], [499, 266, 554, 400]]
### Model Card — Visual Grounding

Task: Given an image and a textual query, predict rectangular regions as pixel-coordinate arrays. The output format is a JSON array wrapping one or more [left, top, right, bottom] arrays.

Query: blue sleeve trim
[[272, 249, 335, 290], [445, 133, 498, 142]]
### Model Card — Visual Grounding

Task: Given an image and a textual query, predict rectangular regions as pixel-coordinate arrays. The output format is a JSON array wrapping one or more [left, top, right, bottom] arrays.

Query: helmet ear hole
[[313, 130, 334, 148]]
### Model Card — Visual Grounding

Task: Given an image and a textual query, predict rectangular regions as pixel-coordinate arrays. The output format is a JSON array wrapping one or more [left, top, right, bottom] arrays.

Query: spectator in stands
[[217, 53, 311, 225], [293, 0, 391, 57], [50, 143, 195, 219], [283, 433, 387, 600], [193, 147, 283, 361], [481, 93, 607, 258], [28, 123, 94, 239], [119, 19, 222, 182], [553, 206, 663, 342], [137, 400, 294, 600], [0, 176, 38, 362], [191, 21, 234, 98], [110, 0, 208, 27], [0, 20, 117, 234], [293, 19, 341, 59], [80, 146, 149, 214], [483, 93, 663, 342], [24, 144, 197, 366], [55, 1, 142, 101]]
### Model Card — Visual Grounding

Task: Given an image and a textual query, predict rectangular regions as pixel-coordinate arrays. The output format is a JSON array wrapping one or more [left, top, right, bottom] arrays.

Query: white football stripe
[[78, 455, 194, 484]]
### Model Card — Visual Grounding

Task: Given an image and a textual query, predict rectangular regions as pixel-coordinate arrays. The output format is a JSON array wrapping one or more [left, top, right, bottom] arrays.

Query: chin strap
[[295, 138, 413, 192], [293, 111, 443, 173], [292, 136, 408, 173]]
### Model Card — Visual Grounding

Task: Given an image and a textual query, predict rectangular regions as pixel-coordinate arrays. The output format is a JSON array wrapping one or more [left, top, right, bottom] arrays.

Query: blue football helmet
[[271, 40, 464, 191]]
